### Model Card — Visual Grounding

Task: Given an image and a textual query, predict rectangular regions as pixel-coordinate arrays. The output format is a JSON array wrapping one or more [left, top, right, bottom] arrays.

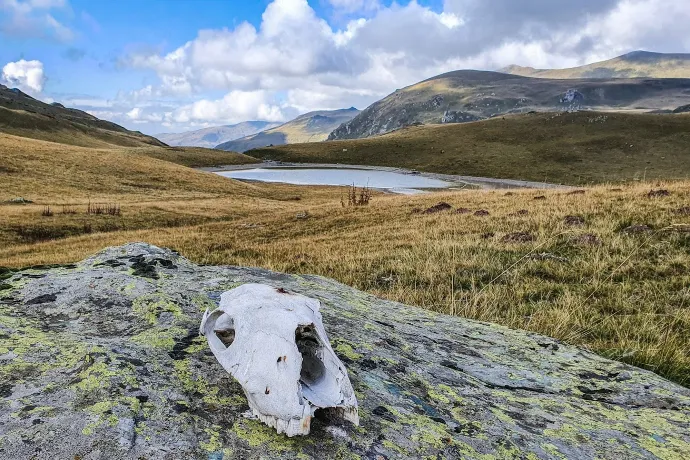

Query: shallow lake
[[216, 168, 452, 194]]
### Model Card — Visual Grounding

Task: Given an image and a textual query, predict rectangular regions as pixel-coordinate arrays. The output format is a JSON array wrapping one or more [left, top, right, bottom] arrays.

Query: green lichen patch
[[132, 326, 188, 351], [332, 340, 363, 361], [132, 293, 183, 325], [192, 293, 218, 312]]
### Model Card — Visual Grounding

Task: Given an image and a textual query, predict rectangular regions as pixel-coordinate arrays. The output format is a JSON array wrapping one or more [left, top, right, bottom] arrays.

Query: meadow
[[2, 134, 688, 387], [253, 111, 690, 185]]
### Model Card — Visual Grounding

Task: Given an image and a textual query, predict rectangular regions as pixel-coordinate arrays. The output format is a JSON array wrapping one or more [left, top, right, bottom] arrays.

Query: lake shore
[[199, 161, 571, 190]]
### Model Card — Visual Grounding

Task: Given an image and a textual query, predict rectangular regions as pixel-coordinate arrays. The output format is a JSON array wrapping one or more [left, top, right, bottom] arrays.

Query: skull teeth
[[250, 405, 359, 437], [342, 406, 360, 426], [252, 408, 311, 437]]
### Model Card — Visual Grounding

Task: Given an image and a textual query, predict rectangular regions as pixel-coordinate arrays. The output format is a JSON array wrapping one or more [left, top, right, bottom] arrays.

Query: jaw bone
[[199, 284, 359, 436]]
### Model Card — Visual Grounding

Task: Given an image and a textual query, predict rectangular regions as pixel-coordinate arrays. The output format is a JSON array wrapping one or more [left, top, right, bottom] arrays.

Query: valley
[[216, 108, 360, 152], [4, 0, 690, 455], [1, 50, 689, 410]]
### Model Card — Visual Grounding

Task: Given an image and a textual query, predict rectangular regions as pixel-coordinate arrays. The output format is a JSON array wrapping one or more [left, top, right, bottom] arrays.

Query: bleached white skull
[[199, 283, 359, 436]]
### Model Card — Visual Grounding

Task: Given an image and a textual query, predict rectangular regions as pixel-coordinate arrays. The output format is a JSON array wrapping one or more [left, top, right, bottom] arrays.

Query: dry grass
[[0, 133, 262, 200], [2, 167, 689, 386], [254, 111, 690, 185], [120, 145, 258, 168]]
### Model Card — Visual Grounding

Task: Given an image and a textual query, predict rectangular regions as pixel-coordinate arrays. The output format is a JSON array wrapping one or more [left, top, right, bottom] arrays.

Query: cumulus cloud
[[2, 59, 46, 93], [106, 0, 690, 133], [167, 90, 287, 125], [0, 0, 72, 41]]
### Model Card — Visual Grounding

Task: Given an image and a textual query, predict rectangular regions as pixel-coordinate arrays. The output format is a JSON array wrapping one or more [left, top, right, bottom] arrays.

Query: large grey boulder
[[1, 243, 688, 459]]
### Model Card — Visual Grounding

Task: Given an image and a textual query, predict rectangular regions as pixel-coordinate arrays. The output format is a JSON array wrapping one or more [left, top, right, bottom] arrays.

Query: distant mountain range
[[216, 108, 359, 152], [330, 52, 690, 140], [0, 84, 165, 148], [502, 51, 690, 79], [155, 121, 281, 148]]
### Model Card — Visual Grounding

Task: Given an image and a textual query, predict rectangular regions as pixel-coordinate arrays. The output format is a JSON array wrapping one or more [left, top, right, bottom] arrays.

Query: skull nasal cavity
[[296, 324, 325, 386], [215, 328, 235, 348]]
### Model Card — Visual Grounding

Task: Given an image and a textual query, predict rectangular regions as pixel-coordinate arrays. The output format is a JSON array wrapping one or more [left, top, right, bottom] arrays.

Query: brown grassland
[[1, 132, 689, 387], [253, 111, 690, 185]]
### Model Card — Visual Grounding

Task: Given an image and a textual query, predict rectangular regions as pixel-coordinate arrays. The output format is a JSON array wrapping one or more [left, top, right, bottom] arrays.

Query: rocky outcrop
[[1, 243, 689, 459], [441, 111, 482, 124]]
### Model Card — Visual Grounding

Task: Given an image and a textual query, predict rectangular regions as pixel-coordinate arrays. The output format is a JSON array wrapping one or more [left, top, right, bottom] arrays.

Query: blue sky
[[0, 0, 442, 98], [2, 0, 689, 135]]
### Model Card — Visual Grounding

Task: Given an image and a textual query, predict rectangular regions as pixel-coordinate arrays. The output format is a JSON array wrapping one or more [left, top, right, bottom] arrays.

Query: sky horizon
[[2, 0, 690, 135]]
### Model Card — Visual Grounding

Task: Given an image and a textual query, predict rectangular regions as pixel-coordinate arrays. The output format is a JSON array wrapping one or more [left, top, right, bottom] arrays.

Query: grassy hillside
[[0, 133, 311, 248], [120, 145, 258, 168], [502, 51, 690, 79], [256, 112, 690, 185], [0, 87, 258, 168], [330, 70, 690, 140], [0, 86, 165, 148], [217, 108, 359, 152], [0, 134, 261, 201]]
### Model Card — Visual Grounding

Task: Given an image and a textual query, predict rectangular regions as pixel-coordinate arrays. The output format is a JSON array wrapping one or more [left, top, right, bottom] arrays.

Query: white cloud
[[438, 12, 462, 29], [0, 0, 72, 41], [126, 107, 164, 124], [2, 59, 45, 93], [81, 0, 690, 134], [167, 90, 287, 125]]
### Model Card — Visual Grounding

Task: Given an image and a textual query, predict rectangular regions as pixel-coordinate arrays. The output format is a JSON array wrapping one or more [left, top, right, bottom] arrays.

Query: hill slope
[[0, 133, 260, 200], [0, 84, 165, 148], [0, 132, 283, 249], [502, 51, 690, 79], [329, 71, 690, 140], [257, 111, 690, 185], [217, 108, 359, 152], [155, 121, 281, 148]]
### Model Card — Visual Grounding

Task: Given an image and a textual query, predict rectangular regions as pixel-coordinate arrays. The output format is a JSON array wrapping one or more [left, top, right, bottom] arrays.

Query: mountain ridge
[[216, 107, 359, 152], [0, 85, 166, 148], [155, 121, 281, 148], [329, 68, 690, 140], [501, 50, 690, 79]]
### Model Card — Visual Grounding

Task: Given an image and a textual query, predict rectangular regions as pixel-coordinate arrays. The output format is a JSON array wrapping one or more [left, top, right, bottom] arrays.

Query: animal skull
[[199, 283, 359, 436]]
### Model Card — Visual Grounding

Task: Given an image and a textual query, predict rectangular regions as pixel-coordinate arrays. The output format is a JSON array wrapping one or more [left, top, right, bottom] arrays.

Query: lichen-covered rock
[[1, 243, 689, 459]]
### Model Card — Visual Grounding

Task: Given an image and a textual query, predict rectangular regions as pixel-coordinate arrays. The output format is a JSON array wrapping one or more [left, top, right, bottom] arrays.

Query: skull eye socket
[[215, 328, 235, 347], [296, 324, 325, 387], [211, 313, 236, 348], [214, 318, 236, 349]]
